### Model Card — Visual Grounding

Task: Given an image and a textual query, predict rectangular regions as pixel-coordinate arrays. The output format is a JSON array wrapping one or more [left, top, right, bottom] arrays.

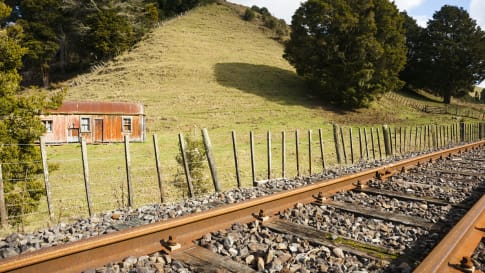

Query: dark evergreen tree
[[84, 6, 134, 61], [284, 0, 406, 108], [414, 6, 485, 104], [399, 12, 426, 89]]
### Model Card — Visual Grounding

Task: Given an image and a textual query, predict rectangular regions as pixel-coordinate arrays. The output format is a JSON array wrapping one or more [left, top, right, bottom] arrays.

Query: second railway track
[[0, 141, 484, 273]]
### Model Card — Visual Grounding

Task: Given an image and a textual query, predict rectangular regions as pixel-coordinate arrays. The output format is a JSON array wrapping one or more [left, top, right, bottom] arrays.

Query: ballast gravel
[[0, 146, 483, 273]]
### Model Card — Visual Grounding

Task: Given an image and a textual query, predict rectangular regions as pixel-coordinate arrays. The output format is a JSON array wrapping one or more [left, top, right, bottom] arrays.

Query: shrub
[[243, 8, 255, 21], [174, 135, 211, 196]]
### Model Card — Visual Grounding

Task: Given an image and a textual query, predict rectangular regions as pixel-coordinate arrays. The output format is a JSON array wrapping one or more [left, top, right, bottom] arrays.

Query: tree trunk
[[41, 64, 50, 88], [443, 94, 451, 104], [59, 26, 67, 74]]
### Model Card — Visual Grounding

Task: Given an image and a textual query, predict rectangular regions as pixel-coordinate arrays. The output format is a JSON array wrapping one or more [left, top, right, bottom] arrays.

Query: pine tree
[[412, 6, 485, 104], [284, 0, 406, 108]]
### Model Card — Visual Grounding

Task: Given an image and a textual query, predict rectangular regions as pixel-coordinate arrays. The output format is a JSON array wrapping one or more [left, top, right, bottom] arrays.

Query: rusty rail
[[413, 182, 485, 273], [0, 141, 484, 273]]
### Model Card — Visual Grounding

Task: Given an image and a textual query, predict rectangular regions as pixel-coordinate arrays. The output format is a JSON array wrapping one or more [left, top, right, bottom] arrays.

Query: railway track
[[0, 141, 484, 273]]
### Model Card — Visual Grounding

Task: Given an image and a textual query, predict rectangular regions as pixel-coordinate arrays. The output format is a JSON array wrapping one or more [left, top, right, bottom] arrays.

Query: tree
[[0, 1, 63, 224], [399, 12, 426, 89], [16, 0, 63, 88], [284, 0, 406, 108], [409, 6, 485, 104]]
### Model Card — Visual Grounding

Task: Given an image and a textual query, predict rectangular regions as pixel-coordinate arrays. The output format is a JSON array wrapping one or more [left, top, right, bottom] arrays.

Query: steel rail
[[0, 141, 483, 273], [413, 170, 485, 273]]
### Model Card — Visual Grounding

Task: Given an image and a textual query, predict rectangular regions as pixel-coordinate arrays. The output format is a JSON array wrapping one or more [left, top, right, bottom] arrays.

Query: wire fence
[[0, 121, 484, 233]]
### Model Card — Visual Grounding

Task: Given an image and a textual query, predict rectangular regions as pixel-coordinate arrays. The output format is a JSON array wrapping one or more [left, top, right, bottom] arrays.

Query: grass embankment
[[18, 1, 481, 232]]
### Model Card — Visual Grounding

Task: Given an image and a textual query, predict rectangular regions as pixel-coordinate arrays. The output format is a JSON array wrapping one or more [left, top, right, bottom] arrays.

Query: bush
[[174, 135, 211, 196], [243, 8, 255, 21]]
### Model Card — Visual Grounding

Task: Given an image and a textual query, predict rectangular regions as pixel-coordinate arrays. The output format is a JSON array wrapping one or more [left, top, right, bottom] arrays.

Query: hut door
[[94, 119, 104, 143]]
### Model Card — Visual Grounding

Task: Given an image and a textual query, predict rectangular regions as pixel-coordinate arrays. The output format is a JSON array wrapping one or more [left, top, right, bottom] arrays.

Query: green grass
[[10, 2, 484, 234]]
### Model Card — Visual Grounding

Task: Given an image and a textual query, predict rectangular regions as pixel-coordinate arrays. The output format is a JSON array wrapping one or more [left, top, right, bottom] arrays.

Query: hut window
[[80, 117, 91, 132], [122, 117, 132, 132], [43, 120, 53, 133]]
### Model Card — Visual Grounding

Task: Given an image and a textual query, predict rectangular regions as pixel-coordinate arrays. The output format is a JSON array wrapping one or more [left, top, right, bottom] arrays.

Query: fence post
[[295, 130, 300, 177], [349, 128, 354, 164], [282, 131, 286, 178], [80, 138, 93, 217], [382, 125, 391, 157], [460, 122, 465, 143], [358, 128, 363, 160], [267, 131, 272, 181], [250, 131, 256, 186], [152, 134, 164, 203], [124, 135, 134, 206], [370, 128, 376, 160], [0, 164, 7, 228], [308, 130, 312, 174], [376, 127, 382, 160], [40, 137, 54, 221], [364, 128, 369, 159], [318, 129, 326, 170], [339, 127, 347, 164], [202, 129, 221, 192], [178, 133, 194, 197], [231, 131, 241, 188], [333, 124, 342, 164]]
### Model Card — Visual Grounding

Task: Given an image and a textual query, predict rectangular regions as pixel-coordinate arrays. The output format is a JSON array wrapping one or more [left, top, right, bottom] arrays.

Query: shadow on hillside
[[214, 62, 324, 109]]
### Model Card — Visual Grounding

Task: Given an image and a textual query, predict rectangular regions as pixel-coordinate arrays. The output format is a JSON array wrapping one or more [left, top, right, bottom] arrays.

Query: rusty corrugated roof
[[48, 101, 145, 115]]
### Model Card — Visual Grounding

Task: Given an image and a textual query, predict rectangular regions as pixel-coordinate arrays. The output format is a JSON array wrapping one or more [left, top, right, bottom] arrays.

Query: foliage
[[175, 135, 210, 196], [244, 5, 288, 40], [0, 1, 64, 225], [284, 0, 406, 108], [401, 5, 485, 104], [4, 0, 215, 87], [84, 9, 134, 61], [242, 8, 255, 21]]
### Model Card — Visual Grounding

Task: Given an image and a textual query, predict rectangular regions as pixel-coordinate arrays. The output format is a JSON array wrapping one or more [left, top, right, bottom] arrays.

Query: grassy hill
[[64, 1, 452, 133]]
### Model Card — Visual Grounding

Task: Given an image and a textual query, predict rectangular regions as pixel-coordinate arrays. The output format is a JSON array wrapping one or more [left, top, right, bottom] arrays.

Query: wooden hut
[[40, 101, 145, 144]]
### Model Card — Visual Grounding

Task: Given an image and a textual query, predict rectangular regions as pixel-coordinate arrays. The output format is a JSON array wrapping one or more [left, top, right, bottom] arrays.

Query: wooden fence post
[[267, 131, 272, 181], [363, 128, 369, 159], [80, 138, 93, 217], [318, 129, 326, 170], [358, 128, 363, 160], [202, 129, 221, 192], [402, 128, 406, 153], [382, 125, 391, 157], [376, 128, 382, 160], [295, 130, 300, 177], [40, 137, 54, 220], [414, 126, 418, 152], [333, 124, 342, 164], [349, 128, 354, 164], [0, 164, 7, 228], [250, 131, 256, 186], [393, 128, 397, 155], [124, 135, 134, 206], [399, 127, 402, 154], [178, 133, 194, 197], [308, 130, 312, 174], [339, 127, 347, 164], [370, 128, 376, 160], [152, 134, 164, 203], [282, 131, 286, 178], [231, 131, 241, 188]]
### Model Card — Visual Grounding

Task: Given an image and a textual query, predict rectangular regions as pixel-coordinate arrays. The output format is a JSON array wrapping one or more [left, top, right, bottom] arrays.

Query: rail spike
[[164, 235, 181, 252]]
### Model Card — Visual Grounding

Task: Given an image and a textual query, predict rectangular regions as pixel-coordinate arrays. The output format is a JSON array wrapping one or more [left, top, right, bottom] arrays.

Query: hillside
[[64, 1, 451, 136]]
